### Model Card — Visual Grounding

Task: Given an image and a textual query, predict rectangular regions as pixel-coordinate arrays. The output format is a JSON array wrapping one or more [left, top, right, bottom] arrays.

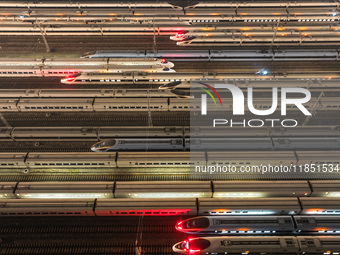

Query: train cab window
[[96, 140, 116, 148], [187, 239, 210, 251], [186, 217, 209, 229]]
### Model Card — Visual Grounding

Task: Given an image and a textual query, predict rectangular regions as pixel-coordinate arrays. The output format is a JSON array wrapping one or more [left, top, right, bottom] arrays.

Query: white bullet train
[[91, 138, 184, 152], [0, 58, 175, 78], [173, 236, 340, 254], [175, 216, 340, 235]]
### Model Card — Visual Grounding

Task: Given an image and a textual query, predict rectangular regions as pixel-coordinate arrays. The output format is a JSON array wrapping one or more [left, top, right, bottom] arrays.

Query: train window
[[187, 238, 211, 250], [187, 218, 209, 229]]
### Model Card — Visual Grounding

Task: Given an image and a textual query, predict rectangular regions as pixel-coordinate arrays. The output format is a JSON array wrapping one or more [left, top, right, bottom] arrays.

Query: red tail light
[[176, 221, 183, 230], [65, 76, 76, 82], [161, 58, 167, 63], [176, 33, 184, 38]]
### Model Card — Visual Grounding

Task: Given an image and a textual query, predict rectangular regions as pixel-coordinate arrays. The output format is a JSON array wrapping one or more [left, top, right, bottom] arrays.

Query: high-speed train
[[80, 49, 340, 61], [175, 216, 340, 235], [173, 236, 340, 254], [60, 71, 340, 85], [90, 137, 340, 152], [0, 58, 175, 77], [91, 138, 184, 152], [171, 31, 340, 46]]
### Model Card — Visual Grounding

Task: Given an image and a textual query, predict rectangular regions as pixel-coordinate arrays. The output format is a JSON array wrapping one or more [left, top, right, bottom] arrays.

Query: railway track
[[1, 171, 340, 182], [0, 174, 191, 182], [1, 35, 340, 57], [0, 216, 185, 254], [0, 112, 190, 127], [0, 141, 93, 152], [1, 110, 339, 127]]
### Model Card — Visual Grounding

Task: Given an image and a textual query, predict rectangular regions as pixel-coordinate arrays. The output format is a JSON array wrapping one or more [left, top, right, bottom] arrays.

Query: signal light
[[257, 69, 269, 76]]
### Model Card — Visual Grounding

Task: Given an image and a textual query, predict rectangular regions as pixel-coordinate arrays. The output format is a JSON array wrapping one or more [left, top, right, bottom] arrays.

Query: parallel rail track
[[0, 216, 184, 254]]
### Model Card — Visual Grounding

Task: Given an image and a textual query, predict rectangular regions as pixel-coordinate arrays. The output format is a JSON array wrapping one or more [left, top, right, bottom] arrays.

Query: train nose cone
[[176, 221, 183, 230], [90, 145, 98, 152], [159, 81, 182, 89]]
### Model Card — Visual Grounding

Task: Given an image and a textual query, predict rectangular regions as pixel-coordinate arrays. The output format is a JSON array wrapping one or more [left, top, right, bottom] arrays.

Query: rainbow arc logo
[[198, 82, 223, 106]]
